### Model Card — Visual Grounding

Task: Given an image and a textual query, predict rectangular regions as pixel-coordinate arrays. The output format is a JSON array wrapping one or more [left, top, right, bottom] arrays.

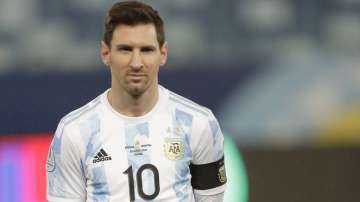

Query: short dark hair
[[103, 1, 165, 48]]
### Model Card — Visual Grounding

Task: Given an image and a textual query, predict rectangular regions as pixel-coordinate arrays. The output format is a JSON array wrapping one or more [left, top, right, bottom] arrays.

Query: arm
[[194, 192, 225, 202], [191, 111, 227, 202], [46, 123, 86, 202]]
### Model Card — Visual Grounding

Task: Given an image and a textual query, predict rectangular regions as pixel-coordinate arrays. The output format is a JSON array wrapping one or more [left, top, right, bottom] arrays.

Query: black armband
[[190, 156, 227, 190]]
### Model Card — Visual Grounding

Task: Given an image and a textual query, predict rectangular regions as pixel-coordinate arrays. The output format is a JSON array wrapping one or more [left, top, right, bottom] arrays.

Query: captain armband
[[190, 156, 227, 190]]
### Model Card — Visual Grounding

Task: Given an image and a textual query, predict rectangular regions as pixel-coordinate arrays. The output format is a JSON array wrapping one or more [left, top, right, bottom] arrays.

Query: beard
[[124, 77, 150, 98], [111, 70, 156, 99], [126, 85, 145, 98]]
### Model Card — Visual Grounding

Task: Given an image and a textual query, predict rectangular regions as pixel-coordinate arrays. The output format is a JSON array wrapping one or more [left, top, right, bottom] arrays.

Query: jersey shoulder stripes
[[57, 95, 102, 133], [168, 90, 211, 118]]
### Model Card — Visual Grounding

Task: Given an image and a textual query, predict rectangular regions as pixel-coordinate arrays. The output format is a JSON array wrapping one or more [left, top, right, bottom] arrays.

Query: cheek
[[109, 60, 126, 76], [143, 55, 162, 69], [109, 50, 132, 64], [148, 66, 160, 81], [146, 62, 160, 75]]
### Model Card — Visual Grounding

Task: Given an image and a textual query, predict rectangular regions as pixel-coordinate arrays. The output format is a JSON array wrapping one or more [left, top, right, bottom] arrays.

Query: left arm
[[194, 192, 224, 202], [191, 111, 227, 202]]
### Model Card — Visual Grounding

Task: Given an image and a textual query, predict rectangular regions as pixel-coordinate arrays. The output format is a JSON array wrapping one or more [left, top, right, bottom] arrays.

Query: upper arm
[[190, 111, 227, 195], [46, 123, 86, 201], [192, 112, 224, 163]]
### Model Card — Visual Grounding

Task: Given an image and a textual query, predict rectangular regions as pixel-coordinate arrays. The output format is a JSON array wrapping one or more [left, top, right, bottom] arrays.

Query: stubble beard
[[125, 79, 150, 98], [127, 85, 144, 98]]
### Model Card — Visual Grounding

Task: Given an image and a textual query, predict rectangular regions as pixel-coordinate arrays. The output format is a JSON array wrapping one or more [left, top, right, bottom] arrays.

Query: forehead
[[111, 24, 158, 46]]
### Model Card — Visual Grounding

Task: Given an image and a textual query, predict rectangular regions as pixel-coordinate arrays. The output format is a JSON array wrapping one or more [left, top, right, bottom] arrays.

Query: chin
[[127, 85, 146, 97]]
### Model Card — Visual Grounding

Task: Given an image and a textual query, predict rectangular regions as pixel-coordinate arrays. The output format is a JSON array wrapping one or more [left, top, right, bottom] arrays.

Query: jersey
[[46, 85, 227, 202]]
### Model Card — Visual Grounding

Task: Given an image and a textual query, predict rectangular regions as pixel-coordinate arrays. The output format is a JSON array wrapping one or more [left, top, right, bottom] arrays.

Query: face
[[101, 24, 167, 97]]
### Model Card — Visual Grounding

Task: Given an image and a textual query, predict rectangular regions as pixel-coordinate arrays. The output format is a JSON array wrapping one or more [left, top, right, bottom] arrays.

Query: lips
[[127, 74, 146, 82], [128, 74, 146, 77], [127, 74, 146, 80]]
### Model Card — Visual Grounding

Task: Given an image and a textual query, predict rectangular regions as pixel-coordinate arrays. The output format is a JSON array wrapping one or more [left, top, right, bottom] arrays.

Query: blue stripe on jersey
[[169, 94, 209, 117], [91, 166, 109, 201], [79, 114, 110, 201], [209, 119, 223, 160], [173, 109, 193, 202], [52, 135, 62, 154], [79, 159, 86, 187], [80, 114, 101, 162], [209, 119, 219, 145], [125, 122, 153, 202]]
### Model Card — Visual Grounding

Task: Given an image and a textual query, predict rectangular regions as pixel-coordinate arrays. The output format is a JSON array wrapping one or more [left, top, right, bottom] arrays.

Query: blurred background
[[1, 0, 360, 201]]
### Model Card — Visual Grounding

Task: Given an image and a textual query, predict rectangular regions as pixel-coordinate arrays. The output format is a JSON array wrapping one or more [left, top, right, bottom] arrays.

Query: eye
[[117, 47, 132, 52], [141, 47, 155, 53], [116, 45, 132, 52]]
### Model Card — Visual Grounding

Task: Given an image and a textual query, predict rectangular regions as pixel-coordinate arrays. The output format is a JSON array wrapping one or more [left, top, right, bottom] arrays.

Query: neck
[[107, 85, 159, 117]]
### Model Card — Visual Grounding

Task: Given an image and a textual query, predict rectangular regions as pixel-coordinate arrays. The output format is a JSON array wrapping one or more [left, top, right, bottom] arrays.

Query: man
[[46, 1, 227, 201]]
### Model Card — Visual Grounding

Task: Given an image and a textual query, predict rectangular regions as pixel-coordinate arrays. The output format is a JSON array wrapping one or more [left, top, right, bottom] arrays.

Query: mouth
[[128, 74, 146, 78], [127, 73, 146, 82], [128, 73, 146, 77]]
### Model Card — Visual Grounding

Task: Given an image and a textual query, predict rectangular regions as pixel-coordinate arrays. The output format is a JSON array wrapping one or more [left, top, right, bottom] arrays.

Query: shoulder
[[53, 94, 103, 145], [58, 95, 103, 130], [164, 89, 224, 164], [50, 93, 107, 163], [166, 88, 212, 121]]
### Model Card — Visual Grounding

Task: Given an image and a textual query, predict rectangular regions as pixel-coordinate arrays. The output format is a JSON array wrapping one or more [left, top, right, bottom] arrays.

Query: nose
[[129, 50, 143, 70]]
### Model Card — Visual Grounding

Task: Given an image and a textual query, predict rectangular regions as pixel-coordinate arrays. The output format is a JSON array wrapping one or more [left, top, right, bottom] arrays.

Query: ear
[[160, 41, 168, 66], [101, 41, 110, 66]]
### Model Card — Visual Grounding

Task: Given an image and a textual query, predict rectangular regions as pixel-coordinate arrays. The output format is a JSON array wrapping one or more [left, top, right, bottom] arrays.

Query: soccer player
[[46, 1, 227, 201]]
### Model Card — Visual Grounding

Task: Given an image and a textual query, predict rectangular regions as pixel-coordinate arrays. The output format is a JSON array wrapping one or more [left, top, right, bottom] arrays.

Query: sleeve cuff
[[193, 183, 227, 196]]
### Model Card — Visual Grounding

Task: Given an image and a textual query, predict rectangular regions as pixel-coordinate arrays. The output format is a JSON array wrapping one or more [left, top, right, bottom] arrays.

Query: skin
[[101, 24, 168, 117]]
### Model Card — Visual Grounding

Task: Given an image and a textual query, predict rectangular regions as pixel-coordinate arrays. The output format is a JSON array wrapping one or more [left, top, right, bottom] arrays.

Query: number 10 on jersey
[[123, 164, 160, 201]]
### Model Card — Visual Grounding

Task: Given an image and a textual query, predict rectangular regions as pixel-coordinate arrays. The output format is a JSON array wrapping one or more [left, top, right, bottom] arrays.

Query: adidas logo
[[93, 148, 112, 164]]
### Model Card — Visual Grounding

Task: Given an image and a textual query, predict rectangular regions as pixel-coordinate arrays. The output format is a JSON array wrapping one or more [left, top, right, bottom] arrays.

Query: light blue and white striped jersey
[[46, 85, 226, 202]]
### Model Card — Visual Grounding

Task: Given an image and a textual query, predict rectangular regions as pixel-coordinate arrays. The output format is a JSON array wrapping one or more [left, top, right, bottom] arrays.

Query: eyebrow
[[115, 44, 132, 49]]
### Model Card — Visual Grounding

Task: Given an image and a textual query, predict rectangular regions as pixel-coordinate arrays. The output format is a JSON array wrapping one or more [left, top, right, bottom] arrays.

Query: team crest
[[163, 138, 184, 160], [218, 165, 227, 183]]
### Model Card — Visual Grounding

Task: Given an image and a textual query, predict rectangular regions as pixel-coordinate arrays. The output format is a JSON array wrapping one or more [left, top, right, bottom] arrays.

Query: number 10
[[123, 164, 160, 201]]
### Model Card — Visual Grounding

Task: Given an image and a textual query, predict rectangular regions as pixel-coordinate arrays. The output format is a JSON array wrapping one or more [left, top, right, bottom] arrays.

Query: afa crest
[[163, 138, 184, 160], [218, 164, 227, 183]]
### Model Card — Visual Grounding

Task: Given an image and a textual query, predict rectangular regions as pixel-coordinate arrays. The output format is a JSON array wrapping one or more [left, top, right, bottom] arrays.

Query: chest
[[83, 117, 194, 200]]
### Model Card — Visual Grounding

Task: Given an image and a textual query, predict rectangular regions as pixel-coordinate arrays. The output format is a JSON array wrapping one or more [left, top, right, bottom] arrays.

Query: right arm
[[46, 124, 86, 202]]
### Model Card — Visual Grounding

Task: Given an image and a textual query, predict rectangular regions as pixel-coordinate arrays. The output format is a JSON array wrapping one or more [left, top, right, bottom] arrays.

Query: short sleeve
[[190, 111, 227, 195], [46, 123, 86, 202], [192, 112, 225, 164], [194, 192, 225, 202]]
